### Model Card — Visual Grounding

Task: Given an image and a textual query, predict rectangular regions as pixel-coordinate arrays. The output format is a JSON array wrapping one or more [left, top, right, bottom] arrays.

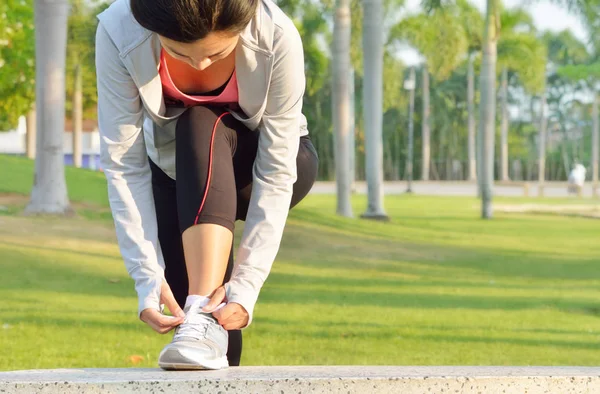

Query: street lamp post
[[404, 67, 416, 194]]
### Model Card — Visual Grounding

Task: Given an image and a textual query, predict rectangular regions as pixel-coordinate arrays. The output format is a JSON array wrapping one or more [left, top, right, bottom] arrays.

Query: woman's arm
[[95, 23, 165, 318], [224, 19, 306, 329]]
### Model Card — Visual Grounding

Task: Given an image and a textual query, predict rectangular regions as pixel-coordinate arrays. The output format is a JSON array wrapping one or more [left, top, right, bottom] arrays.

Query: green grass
[[1, 154, 600, 370], [0, 154, 108, 206]]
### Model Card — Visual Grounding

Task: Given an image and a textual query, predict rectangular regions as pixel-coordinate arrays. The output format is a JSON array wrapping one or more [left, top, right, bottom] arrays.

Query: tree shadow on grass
[[255, 318, 600, 351], [0, 214, 116, 244], [259, 283, 600, 314], [1, 248, 132, 298], [0, 314, 143, 333], [279, 220, 600, 282], [256, 317, 600, 340], [0, 240, 120, 262], [273, 263, 600, 292], [408, 333, 600, 351]]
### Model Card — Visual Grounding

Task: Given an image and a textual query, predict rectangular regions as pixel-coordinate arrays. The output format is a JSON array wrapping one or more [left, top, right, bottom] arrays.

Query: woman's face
[[159, 32, 239, 71]]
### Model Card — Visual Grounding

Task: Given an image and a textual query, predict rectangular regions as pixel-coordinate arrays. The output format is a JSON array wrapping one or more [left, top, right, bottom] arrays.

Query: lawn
[[1, 154, 599, 370]]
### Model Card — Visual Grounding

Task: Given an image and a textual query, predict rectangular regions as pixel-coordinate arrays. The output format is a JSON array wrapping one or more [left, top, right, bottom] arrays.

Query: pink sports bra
[[159, 49, 239, 108]]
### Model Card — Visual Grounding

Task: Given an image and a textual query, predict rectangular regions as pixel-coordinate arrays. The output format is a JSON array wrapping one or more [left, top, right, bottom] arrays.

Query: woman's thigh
[[175, 106, 240, 234], [235, 135, 319, 220], [175, 105, 318, 222]]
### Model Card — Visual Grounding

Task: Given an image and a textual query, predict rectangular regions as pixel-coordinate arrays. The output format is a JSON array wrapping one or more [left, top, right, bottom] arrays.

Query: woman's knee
[[176, 106, 226, 135], [176, 106, 233, 157]]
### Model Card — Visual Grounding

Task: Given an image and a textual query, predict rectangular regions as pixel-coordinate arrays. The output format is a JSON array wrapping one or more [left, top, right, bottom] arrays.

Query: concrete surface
[[1, 366, 600, 393]]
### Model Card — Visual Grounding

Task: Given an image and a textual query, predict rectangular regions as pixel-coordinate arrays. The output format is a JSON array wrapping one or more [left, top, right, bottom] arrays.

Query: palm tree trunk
[[73, 63, 83, 168], [407, 67, 416, 192], [500, 66, 509, 181], [421, 66, 430, 181], [26, 0, 71, 215], [467, 53, 476, 182], [538, 92, 547, 191], [394, 131, 401, 180], [479, 0, 498, 219], [560, 138, 570, 180], [592, 91, 598, 194], [361, 0, 388, 220], [332, 0, 353, 217], [349, 68, 356, 191], [26, 105, 36, 160]]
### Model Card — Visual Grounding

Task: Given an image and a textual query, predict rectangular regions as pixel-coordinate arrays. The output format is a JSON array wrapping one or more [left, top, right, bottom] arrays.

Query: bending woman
[[95, 0, 318, 370]]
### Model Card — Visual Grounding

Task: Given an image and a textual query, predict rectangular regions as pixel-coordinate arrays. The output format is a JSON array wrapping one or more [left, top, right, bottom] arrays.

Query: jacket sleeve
[[224, 22, 306, 329], [96, 22, 165, 317]]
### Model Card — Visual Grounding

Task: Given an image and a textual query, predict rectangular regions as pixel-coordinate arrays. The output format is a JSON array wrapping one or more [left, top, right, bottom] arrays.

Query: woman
[[95, 0, 318, 370]]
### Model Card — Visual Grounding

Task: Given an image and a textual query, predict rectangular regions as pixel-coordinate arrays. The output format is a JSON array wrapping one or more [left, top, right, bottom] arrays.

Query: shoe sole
[[158, 348, 229, 371]]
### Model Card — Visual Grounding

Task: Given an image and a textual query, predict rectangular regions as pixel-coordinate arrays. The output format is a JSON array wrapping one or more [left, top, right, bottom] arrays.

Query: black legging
[[150, 105, 318, 366]]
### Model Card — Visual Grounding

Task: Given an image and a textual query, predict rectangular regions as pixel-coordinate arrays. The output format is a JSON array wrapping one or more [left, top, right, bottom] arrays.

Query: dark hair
[[131, 0, 259, 43]]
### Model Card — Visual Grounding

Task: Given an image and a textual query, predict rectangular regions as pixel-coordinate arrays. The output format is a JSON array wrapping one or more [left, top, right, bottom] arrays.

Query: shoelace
[[173, 307, 215, 341]]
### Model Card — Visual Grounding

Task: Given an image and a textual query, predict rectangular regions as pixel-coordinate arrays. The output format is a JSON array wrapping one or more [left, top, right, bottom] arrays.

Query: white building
[[0, 116, 101, 170]]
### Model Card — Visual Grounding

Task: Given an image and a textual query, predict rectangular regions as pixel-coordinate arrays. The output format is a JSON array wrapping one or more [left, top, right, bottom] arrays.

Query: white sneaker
[[158, 301, 229, 370]]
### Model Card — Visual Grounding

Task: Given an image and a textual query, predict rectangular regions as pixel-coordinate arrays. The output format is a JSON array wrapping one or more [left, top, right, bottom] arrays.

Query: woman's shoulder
[[242, 0, 302, 55], [96, 0, 152, 56]]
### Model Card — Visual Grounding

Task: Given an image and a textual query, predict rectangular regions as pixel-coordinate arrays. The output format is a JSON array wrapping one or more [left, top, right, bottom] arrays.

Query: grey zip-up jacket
[[95, 0, 307, 329]]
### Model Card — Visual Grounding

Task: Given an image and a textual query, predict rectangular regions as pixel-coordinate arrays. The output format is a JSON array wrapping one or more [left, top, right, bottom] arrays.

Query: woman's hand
[[203, 285, 249, 330], [140, 280, 185, 334]]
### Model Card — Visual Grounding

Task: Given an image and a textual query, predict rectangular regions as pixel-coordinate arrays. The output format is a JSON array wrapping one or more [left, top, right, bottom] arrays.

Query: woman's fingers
[[202, 286, 226, 312], [221, 320, 238, 330], [157, 314, 184, 328], [213, 304, 234, 322], [213, 303, 248, 330], [160, 281, 185, 318], [141, 308, 183, 334], [221, 314, 245, 330]]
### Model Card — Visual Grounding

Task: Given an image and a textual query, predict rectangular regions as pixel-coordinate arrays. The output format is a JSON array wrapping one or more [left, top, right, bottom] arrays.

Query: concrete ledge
[[1, 366, 600, 393]]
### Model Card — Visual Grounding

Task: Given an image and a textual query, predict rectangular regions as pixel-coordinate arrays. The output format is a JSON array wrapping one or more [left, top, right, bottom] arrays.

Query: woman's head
[[131, 0, 258, 69]]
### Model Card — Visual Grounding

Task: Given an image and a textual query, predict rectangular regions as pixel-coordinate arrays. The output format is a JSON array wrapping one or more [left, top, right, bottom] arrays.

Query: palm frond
[[421, 0, 455, 13]]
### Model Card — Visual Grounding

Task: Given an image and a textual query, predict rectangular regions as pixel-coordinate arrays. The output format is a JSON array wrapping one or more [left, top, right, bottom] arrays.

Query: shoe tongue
[[185, 304, 217, 325], [185, 297, 211, 312], [181, 299, 219, 326]]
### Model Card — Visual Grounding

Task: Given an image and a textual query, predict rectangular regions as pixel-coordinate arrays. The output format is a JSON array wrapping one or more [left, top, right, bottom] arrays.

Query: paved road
[[310, 181, 598, 198]]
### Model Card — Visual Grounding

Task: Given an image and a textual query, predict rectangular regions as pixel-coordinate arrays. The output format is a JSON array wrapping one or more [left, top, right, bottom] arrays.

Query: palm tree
[[496, 8, 547, 182], [68, 0, 85, 169], [390, 9, 467, 182], [543, 30, 589, 180], [349, 68, 356, 190], [558, 63, 600, 190], [500, 66, 509, 181], [406, 67, 416, 191], [477, 0, 499, 218], [593, 93, 598, 190], [73, 63, 83, 168], [26, 0, 71, 214], [467, 53, 477, 182], [554, 2, 600, 192], [453, 0, 483, 182], [421, 66, 430, 180], [422, 0, 498, 216], [538, 89, 548, 190], [361, 0, 388, 220], [332, 0, 353, 217], [425, 0, 590, 217]]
